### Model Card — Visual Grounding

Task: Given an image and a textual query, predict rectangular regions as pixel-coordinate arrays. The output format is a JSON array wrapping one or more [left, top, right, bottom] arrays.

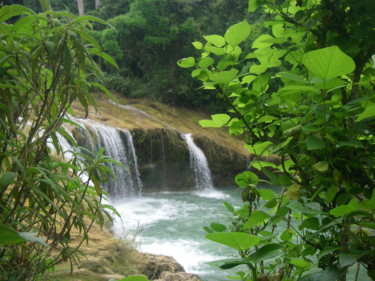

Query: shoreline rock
[[140, 253, 201, 281]]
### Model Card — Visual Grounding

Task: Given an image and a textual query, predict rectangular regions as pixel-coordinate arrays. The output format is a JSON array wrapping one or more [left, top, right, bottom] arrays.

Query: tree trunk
[[95, 0, 100, 9], [76, 0, 84, 15]]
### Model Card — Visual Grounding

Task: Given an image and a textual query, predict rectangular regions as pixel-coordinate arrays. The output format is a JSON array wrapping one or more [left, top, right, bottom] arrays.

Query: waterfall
[[75, 119, 142, 197], [181, 133, 214, 190]]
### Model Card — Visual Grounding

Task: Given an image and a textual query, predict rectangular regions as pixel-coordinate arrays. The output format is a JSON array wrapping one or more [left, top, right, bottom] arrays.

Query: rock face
[[131, 128, 248, 190], [140, 253, 201, 281]]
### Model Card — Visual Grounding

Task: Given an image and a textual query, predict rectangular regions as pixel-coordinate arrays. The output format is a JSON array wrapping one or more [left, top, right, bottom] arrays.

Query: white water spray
[[181, 133, 214, 190], [75, 119, 142, 196]]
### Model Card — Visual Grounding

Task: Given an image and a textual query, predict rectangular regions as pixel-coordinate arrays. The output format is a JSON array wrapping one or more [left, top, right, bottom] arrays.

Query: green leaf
[[302, 46, 355, 81], [223, 202, 235, 214], [73, 15, 115, 30], [245, 141, 273, 156], [288, 201, 321, 215], [204, 35, 226, 47], [248, 0, 264, 12], [177, 57, 195, 68], [212, 114, 231, 125], [0, 172, 17, 189], [280, 229, 293, 241], [211, 223, 227, 232], [198, 57, 214, 68], [199, 114, 230, 128], [224, 21, 251, 47], [300, 217, 320, 230], [312, 161, 329, 172], [258, 189, 275, 200], [235, 171, 259, 187], [248, 244, 284, 263], [330, 205, 356, 217], [243, 211, 269, 229], [192, 41, 203, 49], [355, 103, 375, 122], [306, 135, 326, 150], [206, 232, 262, 251], [278, 86, 319, 94], [0, 5, 34, 23], [210, 69, 239, 84], [290, 258, 311, 268], [252, 35, 275, 49], [326, 185, 338, 204], [0, 224, 26, 245]]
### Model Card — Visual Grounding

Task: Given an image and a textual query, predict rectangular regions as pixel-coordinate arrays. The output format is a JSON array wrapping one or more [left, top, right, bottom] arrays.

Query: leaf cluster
[[0, 3, 119, 280], [180, 0, 375, 280]]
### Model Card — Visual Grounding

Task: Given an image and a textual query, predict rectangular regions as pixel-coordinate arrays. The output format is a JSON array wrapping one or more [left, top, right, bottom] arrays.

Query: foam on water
[[111, 188, 241, 281]]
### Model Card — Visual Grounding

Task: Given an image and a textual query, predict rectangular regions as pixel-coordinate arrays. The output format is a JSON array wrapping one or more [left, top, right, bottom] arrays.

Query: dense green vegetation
[[10, 0, 265, 110], [0, 3, 120, 280], [180, 0, 375, 280], [1, 0, 374, 280]]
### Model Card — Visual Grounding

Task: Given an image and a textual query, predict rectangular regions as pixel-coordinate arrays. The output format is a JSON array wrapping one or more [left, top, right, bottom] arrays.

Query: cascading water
[[181, 133, 214, 190], [74, 119, 142, 197]]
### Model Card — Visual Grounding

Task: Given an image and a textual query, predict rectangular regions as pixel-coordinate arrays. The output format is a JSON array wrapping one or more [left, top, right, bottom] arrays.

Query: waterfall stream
[[181, 133, 214, 190], [74, 119, 143, 197]]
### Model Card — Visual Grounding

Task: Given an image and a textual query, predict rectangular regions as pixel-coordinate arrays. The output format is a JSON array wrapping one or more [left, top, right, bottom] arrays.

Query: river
[[111, 187, 242, 281]]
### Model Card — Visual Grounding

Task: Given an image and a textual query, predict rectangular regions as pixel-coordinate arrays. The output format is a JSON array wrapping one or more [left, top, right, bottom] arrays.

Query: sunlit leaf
[[177, 57, 196, 68], [204, 35, 226, 47], [302, 46, 355, 81], [224, 21, 251, 47]]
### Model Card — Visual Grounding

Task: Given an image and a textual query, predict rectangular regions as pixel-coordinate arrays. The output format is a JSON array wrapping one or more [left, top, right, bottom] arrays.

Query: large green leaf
[[248, 244, 284, 263], [302, 46, 355, 81], [206, 232, 262, 251], [224, 21, 251, 47]]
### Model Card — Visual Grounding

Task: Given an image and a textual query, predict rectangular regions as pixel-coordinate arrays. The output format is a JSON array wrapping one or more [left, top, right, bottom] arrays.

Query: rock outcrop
[[140, 253, 201, 281]]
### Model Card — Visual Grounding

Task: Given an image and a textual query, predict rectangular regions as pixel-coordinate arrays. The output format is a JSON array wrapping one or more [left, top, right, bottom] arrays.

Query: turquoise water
[[111, 187, 242, 280]]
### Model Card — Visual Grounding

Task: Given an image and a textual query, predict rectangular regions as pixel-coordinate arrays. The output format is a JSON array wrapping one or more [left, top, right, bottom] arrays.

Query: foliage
[[0, 3, 119, 280], [180, 0, 375, 280]]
